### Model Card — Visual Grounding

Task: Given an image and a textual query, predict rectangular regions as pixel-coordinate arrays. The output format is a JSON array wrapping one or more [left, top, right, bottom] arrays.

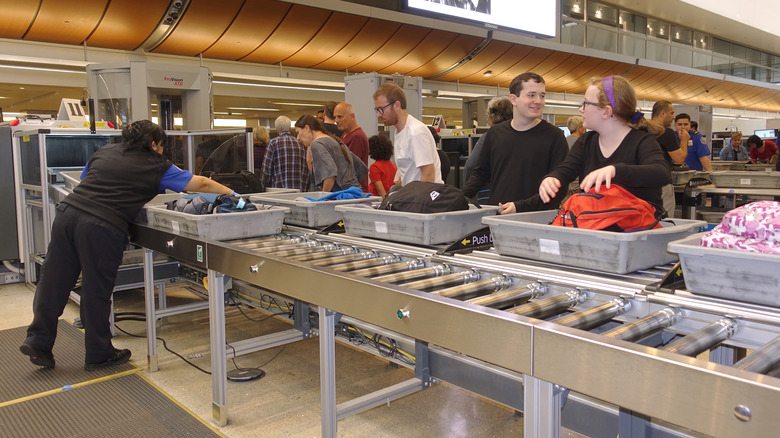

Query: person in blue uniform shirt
[[676, 113, 712, 171], [20, 120, 234, 371]]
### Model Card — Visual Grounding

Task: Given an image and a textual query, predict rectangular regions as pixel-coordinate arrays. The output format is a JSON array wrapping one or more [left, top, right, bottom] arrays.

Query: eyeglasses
[[581, 100, 599, 108], [374, 102, 394, 115]]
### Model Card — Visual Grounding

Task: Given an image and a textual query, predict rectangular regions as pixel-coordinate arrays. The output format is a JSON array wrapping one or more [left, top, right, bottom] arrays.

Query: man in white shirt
[[372, 83, 442, 186]]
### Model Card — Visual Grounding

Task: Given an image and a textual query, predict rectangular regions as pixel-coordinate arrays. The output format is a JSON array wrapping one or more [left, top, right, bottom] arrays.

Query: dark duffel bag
[[378, 181, 470, 213], [204, 170, 265, 194]]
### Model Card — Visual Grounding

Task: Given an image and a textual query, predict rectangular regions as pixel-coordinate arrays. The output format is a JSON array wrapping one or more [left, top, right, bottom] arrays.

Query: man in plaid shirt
[[261, 116, 310, 191]]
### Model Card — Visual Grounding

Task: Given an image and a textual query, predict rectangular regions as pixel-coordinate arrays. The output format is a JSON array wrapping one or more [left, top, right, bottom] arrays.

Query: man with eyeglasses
[[372, 83, 442, 186], [462, 72, 568, 214]]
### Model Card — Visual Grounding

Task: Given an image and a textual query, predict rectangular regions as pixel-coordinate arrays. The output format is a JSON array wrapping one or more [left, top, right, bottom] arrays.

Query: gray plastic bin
[[252, 191, 379, 227], [143, 203, 288, 240], [710, 171, 780, 188], [484, 210, 706, 274], [60, 171, 82, 190], [668, 234, 780, 307], [336, 204, 501, 245]]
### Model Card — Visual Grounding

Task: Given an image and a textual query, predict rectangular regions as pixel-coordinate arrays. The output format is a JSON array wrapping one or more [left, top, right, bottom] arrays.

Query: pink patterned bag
[[699, 201, 780, 254]]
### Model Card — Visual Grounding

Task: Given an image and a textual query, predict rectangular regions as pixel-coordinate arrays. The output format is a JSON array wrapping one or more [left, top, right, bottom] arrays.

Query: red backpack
[[551, 185, 662, 232]]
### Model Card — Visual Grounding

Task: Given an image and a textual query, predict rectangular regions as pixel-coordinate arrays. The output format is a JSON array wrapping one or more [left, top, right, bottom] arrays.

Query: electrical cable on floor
[[113, 323, 212, 375]]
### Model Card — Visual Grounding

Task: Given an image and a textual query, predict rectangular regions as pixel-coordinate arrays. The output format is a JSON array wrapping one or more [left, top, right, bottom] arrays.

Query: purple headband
[[602, 75, 617, 107]]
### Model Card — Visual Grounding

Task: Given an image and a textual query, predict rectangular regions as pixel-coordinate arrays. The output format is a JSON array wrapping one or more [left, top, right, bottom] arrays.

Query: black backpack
[[202, 170, 265, 194], [378, 181, 470, 213]]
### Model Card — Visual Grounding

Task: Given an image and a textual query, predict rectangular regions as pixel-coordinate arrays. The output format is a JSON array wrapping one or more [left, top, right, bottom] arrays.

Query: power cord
[[114, 323, 211, 375]]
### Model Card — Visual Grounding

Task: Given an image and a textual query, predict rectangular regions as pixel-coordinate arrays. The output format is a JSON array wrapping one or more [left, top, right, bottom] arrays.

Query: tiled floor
[[2, 280, 526, 437]]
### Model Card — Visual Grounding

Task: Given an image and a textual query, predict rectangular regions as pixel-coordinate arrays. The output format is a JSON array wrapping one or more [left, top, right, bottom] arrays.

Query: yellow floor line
[[0, 364, 141, 408], [135, 372, 228, 438]]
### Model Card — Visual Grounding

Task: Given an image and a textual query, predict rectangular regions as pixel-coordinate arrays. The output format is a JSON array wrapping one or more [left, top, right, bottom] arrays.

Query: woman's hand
[[499, 202, 516, 215], [539, 177, 561, 203], [580, 165, 616, 192]]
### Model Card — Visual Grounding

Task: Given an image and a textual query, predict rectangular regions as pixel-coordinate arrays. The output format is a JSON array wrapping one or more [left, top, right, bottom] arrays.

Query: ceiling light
[[572, 1, 580, 13], [434, 90, 493, 98], [595, 9, 602, 18], [227, 107, 279, 111], [0, 64, 84, 74], [675, 32, 680, 39], [213, 80, 343, 93], [483, 71, 493, 77], [270, 102, 322, 106]]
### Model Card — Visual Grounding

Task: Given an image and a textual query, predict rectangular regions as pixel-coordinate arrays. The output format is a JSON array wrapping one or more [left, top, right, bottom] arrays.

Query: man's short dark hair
[[651, 100, 672, 119], [323, 101, 338, 119], [509, 72, 545, 96], [675, 113, 691, 123]]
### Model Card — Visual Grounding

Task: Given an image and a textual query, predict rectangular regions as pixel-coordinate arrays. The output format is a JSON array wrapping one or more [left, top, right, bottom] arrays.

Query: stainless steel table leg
[[208, 269, 228, 426], [143, 248, 159, 372], [523, 374, 562, 438], [319, 306, 337, 438]]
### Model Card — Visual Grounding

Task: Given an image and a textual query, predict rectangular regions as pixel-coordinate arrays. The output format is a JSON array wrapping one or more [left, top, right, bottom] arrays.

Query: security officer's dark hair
[[675, 113, 691, 123], [122, 120, 166, 152]]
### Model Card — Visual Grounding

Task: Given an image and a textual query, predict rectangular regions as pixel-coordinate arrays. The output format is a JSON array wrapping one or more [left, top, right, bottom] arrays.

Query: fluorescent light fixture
[[215, 119, 247, 127], [0, 64, 85, 74], [434, 90, 494, 98], [214, 111, 243, 115], [271, 102, 323, 107], [228, 107, 279, 111], [214, 80, 343, 93], [435, 96, 465, 101], [151, 117, 183, 126]]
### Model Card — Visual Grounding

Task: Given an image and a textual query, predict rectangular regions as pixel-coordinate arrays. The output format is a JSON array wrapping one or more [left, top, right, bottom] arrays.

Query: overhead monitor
[[754, 129, 777, 139], [405, 0, 558, 38]]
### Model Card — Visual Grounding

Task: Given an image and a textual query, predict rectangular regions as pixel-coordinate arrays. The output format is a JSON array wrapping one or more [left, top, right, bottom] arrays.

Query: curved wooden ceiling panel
[[202, 0, 291, 61], [539, 54, 589, 86], [457, 44, 535, 85], [433, 40, 514, 83], [153, 0, 245, 56], [86, 0, 169, 50], [0, 0, 39, 39], [405, 34, 485, 78], [491, 48, 558, 86], [284, 12, 369, 68], [313, 18, 401, 71], [240, 5, 331, 65], [347, 24, 432, 73], [3, 0, 779, 113], [24, 0, 106, 45], [383, 29, 460, 77]]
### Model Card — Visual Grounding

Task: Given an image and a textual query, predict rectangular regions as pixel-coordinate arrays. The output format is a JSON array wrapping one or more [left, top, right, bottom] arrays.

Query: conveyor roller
[[323, 254, 400, 272], [433, 275, 513, 300], [508, 289, 587, 319], [311, 250, 380, 268], [603, 307, 683, 342], [364, 262, 445, 282], [462, 281, 545, 307], [663, 318, 738, 357], [733, 335, 780, 373], [553, 297, 631, 330], [401, 269, 480, 291], [286, 246, 357, 262]]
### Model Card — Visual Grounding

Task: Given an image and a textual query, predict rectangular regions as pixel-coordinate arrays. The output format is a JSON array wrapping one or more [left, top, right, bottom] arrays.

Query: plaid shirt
[[261, 132, 310, 191]]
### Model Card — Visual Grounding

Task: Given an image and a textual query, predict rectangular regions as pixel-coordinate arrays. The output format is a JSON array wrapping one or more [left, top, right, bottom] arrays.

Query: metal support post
[[293, 299, 311, 337], [618, 408, 653, 438], [143, 248, 159, 372], [209, 269, 228, 426], [523, 375, 563, 438], [319, 306, 337, 438]]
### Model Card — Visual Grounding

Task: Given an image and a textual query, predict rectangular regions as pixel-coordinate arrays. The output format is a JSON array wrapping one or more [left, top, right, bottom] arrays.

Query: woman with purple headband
[[539, 75, 671, 216]]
